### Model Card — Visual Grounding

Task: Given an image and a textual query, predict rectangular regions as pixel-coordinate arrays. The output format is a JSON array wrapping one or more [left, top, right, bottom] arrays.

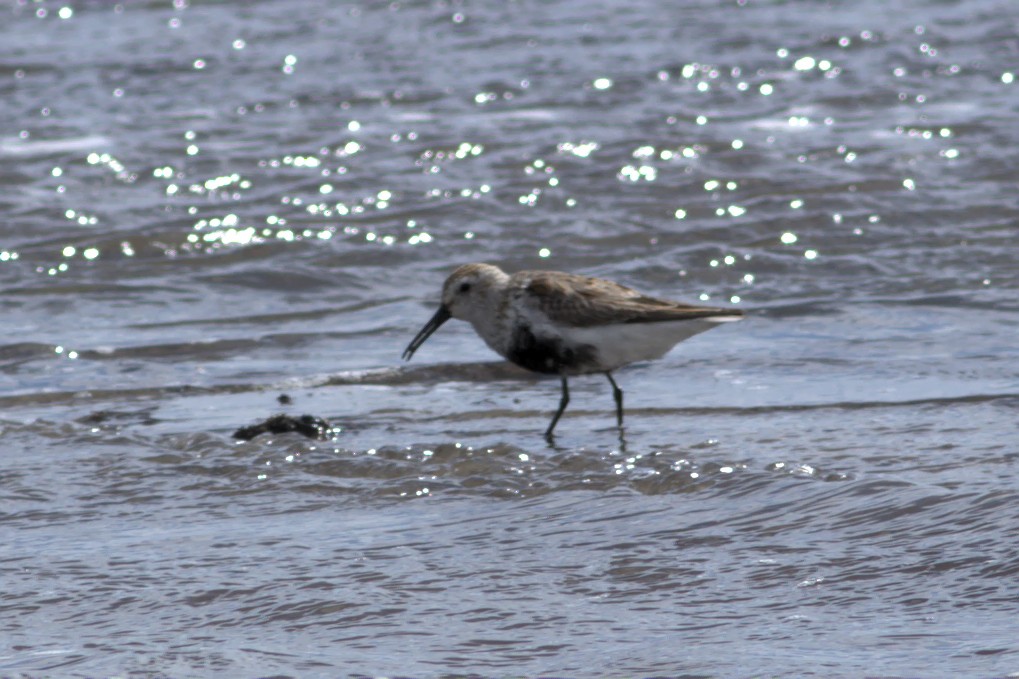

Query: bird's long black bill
[[402, 305, 452, 361]]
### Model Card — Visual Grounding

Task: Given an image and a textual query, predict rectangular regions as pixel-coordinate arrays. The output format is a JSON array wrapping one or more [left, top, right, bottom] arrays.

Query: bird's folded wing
[[522, 271, 743, 327]]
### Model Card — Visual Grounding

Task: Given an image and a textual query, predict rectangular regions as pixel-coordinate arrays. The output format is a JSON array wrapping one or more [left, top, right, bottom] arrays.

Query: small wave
[[0, 135, 113, 157]]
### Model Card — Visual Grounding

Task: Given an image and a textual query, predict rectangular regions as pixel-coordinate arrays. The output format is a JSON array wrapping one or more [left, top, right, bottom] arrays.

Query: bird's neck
[[464, 291, 514, 358]]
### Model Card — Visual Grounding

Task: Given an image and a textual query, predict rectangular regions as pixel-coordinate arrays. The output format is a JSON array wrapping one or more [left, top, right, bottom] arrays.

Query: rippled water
[[3, 0, 1019, 676]]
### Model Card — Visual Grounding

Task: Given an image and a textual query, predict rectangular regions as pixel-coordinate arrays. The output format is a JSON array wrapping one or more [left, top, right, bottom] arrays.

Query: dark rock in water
[[277, 393, 293, 405], [233, 414, 330, 441]]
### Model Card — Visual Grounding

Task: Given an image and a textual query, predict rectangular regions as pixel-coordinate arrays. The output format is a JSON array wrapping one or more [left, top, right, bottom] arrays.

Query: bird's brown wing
[[518, 271, 743, 327]]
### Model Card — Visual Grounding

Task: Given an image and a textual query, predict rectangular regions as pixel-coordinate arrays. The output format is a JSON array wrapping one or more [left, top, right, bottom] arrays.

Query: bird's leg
[[604, 371, 624, 428], [545, 374, 570, 440]]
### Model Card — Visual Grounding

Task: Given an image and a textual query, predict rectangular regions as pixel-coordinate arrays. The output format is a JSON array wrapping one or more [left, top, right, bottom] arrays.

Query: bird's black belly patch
[[507, 325, 596, 374]]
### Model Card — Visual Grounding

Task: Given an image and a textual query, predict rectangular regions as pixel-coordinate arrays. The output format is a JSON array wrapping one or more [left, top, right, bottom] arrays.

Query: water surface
[[2, 0, 1018, 676]]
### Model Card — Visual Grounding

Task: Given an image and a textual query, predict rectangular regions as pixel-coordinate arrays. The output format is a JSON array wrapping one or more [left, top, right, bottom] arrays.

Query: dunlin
[[402, 263, 743, 438]]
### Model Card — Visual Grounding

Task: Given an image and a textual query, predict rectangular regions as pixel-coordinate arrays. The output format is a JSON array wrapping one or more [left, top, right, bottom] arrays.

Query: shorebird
[[402, 263, 743, 438]]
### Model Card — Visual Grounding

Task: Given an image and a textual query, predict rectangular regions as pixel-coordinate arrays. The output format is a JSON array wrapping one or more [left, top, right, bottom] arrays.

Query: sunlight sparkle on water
[[87, 152, 133, 182], [620, 165, 656, 182], [794, 56, 816, 71], [558, 141, 599, 157], [284, 155, 321, 167]]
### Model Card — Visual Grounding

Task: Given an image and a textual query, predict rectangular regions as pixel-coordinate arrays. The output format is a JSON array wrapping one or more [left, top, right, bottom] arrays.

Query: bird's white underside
[[543, 316, 741, 373]]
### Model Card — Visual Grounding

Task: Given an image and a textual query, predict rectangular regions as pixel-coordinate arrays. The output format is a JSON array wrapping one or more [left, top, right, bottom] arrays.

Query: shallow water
[[2, 0, 1019, 676]]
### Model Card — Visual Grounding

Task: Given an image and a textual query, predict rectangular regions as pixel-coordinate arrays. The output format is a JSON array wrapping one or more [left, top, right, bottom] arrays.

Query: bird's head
[[402, 263, 509, 361]]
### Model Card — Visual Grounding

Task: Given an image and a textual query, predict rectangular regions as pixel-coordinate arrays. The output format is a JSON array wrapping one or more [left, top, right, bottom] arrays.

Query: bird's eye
[[458, 282, 471, 293]]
